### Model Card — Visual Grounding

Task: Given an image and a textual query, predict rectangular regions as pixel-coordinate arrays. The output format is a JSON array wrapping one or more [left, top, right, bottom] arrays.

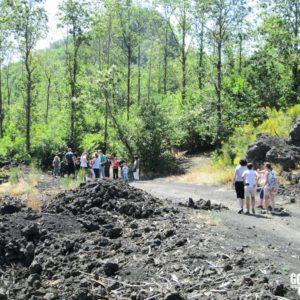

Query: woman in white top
[[80, 151, 88, 168], [80, 151, 88, 181], [232, 159, 248, 214], [242, 163, 258, 215]]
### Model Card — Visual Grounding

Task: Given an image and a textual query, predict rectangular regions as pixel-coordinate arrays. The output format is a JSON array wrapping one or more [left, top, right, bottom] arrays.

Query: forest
[[0, 0, 300, 173]]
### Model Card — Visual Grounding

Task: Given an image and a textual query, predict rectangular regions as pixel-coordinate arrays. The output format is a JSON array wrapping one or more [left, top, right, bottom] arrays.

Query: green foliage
[[215, 105, 300, 166], [136, 102, 176, 175], [1, 0, 300, 177]]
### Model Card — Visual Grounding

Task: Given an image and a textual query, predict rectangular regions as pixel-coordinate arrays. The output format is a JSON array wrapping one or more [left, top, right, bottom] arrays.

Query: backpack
[[268, 171, 279, 190]]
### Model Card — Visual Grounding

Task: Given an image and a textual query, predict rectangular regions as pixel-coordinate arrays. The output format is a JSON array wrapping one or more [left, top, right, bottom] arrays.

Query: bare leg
[[251, 197, 256, 213], [246, 196, 250, 213]]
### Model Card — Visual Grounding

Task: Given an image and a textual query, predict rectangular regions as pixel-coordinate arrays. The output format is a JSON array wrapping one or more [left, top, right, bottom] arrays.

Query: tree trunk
[[0, 62, 3, 138], [147, 55, 152, 103], [106, 14, 112, 67], [103, 92, 108, 154], [127, 45, 131, 120], [216, 40, 222, 143], [137, 34, 141, 105], [6, 65, 11, 106], [181, 5, 187, 104], [98, 37, 102, 70], [198, 22, 204, 89], [238, 34, 242, 74], [163, 23, 168, 95], [45, 75, 51, 123], [25, 53, 32, 152]]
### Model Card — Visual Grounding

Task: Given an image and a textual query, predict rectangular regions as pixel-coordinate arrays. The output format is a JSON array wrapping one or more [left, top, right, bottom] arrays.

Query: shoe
[[244, 211, 250, 215], [267, 205, 273, 211], [252, 209, 255, 214], [238, 208, 243, 214], [257, 205, 263, 209]]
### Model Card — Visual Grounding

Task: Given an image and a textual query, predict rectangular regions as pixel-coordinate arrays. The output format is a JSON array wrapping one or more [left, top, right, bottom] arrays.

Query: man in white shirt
[[242, 163, 258, 215]]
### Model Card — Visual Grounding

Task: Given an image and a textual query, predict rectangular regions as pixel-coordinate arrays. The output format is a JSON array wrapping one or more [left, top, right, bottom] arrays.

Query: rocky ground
[[0, 178, 299, 300]]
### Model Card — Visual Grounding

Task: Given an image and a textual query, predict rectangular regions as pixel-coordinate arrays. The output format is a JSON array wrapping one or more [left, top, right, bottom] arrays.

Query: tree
[[0, 3, 11, 138], [8, 0, 47, 152], [58, 0, 92, 146], [207, 0, 243, 143], [260, 0, 300, 105]]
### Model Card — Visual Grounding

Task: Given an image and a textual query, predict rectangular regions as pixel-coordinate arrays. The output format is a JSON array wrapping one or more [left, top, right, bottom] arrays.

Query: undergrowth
[[214, 105, 300, 167]]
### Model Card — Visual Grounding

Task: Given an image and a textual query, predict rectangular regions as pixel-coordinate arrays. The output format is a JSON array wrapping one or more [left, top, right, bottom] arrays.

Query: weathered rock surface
[[246, 133, 300, 170], [290, 117, 300, 144]]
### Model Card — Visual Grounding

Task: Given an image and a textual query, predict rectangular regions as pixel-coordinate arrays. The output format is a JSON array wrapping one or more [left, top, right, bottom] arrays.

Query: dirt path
[[131, 172, 300, 286]]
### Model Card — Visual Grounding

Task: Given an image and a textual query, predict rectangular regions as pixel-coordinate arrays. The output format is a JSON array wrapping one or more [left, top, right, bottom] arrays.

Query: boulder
[[290, 118, 300, 144], [246, 133, 300, 170]]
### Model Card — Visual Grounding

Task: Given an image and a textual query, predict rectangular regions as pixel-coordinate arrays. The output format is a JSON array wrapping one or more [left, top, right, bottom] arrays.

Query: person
[[262, 162, 278, 213], [132, 156, 140, 181], [65, 148, 75, 178], [88, 155, 95, 179], [98, 149, 107, 178], [122, 162, 129, 183], [232, 158, 247, 214], [93, 153, 100, 179], [257, 164, 269, 210], [80, 151, 88, 181], [242, 163, 258, 215], [112, 157, 119, 179], [104, 156, 111, 178], [52, 156, 61, 178]]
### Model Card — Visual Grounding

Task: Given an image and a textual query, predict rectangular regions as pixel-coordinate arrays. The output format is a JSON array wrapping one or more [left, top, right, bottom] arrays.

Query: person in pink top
[[112, 157, 119, 179]]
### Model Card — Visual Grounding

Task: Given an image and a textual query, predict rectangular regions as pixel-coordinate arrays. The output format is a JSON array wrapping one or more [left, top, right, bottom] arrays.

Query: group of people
[[52, 148, 141, 182], [232, 159, 278, 215]]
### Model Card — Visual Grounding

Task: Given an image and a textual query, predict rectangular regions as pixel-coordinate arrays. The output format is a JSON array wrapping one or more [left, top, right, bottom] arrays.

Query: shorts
[[245, 186, 256, 197], [235, 181, 244, 199]]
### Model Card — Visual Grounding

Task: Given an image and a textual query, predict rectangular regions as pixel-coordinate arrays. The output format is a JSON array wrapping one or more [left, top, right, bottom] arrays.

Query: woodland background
[[0, 0, 300, 174]]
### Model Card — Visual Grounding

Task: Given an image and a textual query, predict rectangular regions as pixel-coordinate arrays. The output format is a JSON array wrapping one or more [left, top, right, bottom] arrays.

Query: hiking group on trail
[[52, 148, 140, 183], [233, 159, 279, 215]]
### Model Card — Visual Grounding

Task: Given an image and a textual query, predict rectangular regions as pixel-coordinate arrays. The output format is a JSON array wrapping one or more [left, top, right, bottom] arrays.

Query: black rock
[[21, 223, 40, 241], [103, 262, 119, 276], [165, 292, 186, 300], [29, 260, 43, 274]]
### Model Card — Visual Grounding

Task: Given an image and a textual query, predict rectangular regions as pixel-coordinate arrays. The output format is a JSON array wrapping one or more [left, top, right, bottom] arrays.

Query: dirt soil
[[0, 159, 299, 300]]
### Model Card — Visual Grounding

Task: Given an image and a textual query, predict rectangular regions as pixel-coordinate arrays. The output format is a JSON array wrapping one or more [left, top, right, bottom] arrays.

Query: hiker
[[65, 148, 75, 178], [242, 163, 258, 215], [257, 164, 270, 210], [104, 156, 111, 178], [122, 161, 129, 183], [93, 153, 100, 179], [232, 158, 247, 214], [262, 162, 278, 213], [112, 156, 119, 179], [80, 151, 89, 181], [132, 156, 140, 181], [52, 156, 61, 178], [97, 149, 107, 178], [80, 151, 88, 169], [88, 155, 95, 179]]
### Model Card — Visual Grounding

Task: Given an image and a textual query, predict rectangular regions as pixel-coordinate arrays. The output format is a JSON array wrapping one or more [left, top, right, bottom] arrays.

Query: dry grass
[[169, 161, 234, 185], [26, 193, 41, 212]]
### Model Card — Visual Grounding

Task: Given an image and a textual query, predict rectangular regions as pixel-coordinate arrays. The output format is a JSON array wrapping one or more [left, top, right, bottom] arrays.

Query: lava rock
[[165, 292, 186, 300], [103, 262, 119, 276]]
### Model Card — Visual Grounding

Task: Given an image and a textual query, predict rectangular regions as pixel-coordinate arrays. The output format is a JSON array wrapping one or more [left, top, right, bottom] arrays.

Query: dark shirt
[[65, 151, 74, 164]]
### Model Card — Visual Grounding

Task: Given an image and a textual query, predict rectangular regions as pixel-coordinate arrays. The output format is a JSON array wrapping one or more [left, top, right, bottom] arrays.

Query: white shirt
[[80, 155, 88, 167], [242, 170, 257, 187], [235, 165, 247, 182]]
